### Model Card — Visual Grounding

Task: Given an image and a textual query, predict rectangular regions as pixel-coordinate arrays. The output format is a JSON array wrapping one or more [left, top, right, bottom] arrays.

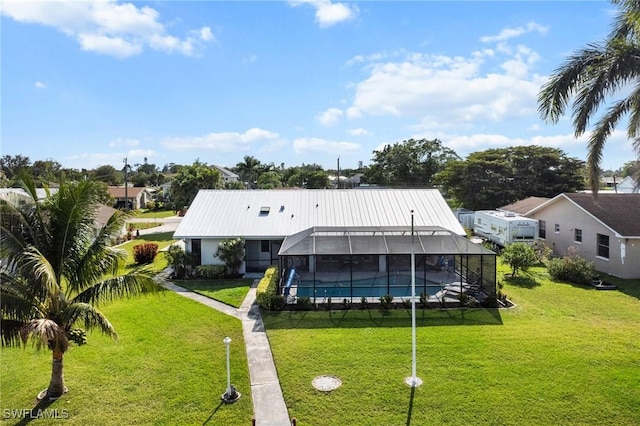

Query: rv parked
[[473, 210, 538, 247]]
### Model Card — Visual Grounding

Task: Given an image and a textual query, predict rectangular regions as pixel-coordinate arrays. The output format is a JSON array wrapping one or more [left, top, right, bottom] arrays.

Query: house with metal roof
[[526, 193, 640, 279], [174, 189, 497, 301]]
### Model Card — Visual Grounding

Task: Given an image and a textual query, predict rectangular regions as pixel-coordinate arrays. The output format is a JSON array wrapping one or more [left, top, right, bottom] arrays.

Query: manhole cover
[[312, 375, 342, 391]]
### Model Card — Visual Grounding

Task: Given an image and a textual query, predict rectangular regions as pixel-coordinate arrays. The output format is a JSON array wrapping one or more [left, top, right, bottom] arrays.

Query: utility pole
[[123, 158, 129, 210]]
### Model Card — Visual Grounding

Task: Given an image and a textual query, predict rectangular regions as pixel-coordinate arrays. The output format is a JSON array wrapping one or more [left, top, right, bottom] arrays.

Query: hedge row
[[256, 266, 285, 310]]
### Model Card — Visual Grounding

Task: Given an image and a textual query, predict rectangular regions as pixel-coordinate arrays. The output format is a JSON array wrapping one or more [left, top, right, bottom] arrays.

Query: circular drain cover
[[312, 375, 342, 391]]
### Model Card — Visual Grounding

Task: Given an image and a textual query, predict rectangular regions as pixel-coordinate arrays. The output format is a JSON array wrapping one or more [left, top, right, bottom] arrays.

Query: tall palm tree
[[234, 156, 262, 188], [1, 175, 162, 399], [538, 0, 640, 193]]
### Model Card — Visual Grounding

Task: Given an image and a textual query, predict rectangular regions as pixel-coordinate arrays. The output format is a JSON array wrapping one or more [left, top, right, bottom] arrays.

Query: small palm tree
[[1, 175, 162, 399], [538, 0, 640, 193]]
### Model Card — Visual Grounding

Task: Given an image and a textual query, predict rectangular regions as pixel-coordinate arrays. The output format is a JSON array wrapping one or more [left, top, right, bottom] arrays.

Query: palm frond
[[538, 43, 606, 124], [1, 319, 29, 347], [20, 318, 69, 352], [63, 303, 117, 340], [72, 269, 163, 306], [65, 210, 130, 295], [587, 97, 634, 194]]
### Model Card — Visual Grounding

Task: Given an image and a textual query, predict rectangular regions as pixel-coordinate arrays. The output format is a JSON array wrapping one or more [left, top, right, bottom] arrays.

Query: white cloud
[[347, 128, 371, 136], [108, 137, 141, 148], [162, 128, 280, 152], [66, 149, 158, 170], [78, 33, 142, 58], [199, 27, 214, 42], [343, 35, 548, 132], [1, 0, 214, 58], [317, 107, 343, 126], [293, 137, 360, 153], [480, 22, 548, 44], [34, 81, 46, 89], [289, 0, 358, 28]]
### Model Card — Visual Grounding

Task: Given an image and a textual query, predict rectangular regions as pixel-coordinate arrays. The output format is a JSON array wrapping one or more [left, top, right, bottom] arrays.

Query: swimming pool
[[293, 275, 456, 299]]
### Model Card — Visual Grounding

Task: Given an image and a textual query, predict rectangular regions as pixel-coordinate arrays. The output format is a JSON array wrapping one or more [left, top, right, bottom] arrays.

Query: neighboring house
[[615, 176, 639, 193], [173, 189, 497, 299], [499, 197, 550, 216], [107, 186, 152, 210], [526, 193, 640, 279], [211, 165, 240, 184]]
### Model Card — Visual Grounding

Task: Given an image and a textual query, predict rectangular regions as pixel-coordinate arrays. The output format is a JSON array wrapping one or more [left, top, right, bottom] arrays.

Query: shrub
[[379, 294, 394, 310], [360, 296, 368, 309], [501, 243, 538, 276], [215, 238, 245, 276], [195, 264, 226, 279], [296, 296, 313, 310], [133, 242, 159, 264], [256, 266, 285, 310], [547, 250, 595, 285], [419, 292, 428, 309], [165, 245, 198, 279]]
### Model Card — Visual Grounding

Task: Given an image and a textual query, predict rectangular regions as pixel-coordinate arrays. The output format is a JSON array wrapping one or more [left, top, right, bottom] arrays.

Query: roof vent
[[259, 206, 270, 216], [280, 205, 285, 212]]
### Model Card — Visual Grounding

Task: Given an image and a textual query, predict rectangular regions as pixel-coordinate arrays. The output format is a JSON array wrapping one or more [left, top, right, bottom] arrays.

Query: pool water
[[294, 276, 449, 299]]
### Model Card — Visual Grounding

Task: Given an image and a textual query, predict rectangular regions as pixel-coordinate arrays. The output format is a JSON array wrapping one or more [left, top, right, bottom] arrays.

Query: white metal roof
[[173, 189, 465, 239]]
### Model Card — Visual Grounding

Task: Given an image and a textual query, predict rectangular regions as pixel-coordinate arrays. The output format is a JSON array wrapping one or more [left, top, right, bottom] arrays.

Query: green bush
[[165, 245, 198, 279], [379, 294, 394, 310], [547, 252, 595, 285], [501, 242, 538, 276], [195, 264, 226, 279], [133, 242, 159, 264], [256, 266, 285, 310], [296, 296, 313, 310], [215, 238, 245, 276]]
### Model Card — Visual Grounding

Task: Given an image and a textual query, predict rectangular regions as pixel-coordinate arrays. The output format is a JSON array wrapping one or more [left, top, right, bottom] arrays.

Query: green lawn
[[127, 221, 162, 231], [177, 279, 254, 308], [262, 264, 640, 425], [117, 232, 177, 273], [136, 210, 176, 219], [0, 292, 253, 425]]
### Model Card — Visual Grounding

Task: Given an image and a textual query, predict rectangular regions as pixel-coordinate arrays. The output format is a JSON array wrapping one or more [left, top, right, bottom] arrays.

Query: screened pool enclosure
[[277, 226, 496, 303]]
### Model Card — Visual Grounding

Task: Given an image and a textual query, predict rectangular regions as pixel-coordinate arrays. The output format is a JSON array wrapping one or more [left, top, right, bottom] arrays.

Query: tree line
[[2, 143, 638, 211]]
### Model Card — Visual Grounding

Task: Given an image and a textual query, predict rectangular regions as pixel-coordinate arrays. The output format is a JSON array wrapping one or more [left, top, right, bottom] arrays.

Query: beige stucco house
[[107, 186, 152, 210], [527, 193, 640, 279]]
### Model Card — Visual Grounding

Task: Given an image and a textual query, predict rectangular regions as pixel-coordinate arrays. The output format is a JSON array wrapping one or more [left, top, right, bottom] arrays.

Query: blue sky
[[2, 1, 635, 172]]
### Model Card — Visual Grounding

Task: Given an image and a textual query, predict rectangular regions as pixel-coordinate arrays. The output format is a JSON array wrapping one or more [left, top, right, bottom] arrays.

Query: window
[[539, 220, 546, 239], [554, 224, 560, 234], [574, 229, 582, 243], [597, 234, 610, 259], [261, 240, 270, 253]]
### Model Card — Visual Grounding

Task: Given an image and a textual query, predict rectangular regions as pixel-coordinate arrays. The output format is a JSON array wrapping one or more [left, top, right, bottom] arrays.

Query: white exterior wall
[[531, 199, 640, 279], [199, 238, 247, 274]]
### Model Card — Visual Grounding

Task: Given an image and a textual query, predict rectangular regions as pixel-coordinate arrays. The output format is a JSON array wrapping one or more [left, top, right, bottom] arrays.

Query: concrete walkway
[[164, 280, 291, 426]]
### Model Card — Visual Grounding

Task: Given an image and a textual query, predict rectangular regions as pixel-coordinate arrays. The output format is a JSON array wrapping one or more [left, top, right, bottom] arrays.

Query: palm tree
[[1, 175, 162, 399], [538, 0, 640, 193], [234, 156, 262, 188]]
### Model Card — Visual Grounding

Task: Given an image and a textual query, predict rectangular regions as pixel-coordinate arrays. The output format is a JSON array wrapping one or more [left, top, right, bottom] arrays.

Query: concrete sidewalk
[[165, 280, 291, 426]]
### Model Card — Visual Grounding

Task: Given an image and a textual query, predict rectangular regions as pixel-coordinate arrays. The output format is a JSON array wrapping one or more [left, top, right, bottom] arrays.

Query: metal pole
[[224, 336, 231, 396], [406, 210, 422, 387]]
